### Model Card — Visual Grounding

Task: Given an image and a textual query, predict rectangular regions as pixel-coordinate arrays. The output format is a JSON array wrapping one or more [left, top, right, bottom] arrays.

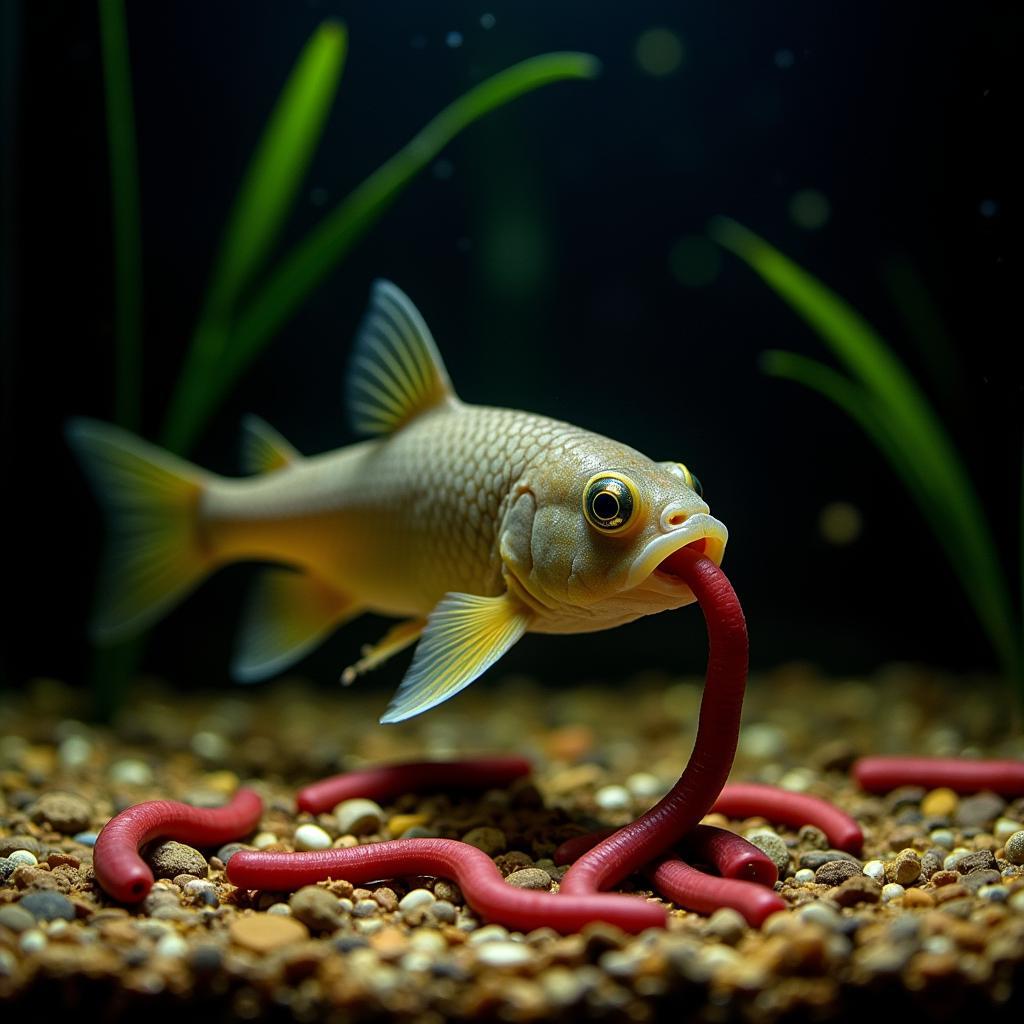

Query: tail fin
[[66, 418, 214, 643]]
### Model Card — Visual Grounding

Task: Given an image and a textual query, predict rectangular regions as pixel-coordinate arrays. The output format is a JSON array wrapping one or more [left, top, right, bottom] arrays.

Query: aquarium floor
[[1, 665, 1022, 1022]]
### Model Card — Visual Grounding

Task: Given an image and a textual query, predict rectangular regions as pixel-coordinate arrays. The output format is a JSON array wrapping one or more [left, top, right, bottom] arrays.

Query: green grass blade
[[205, 20, 347, 318], [97, 0, 142, 431], [715, 218, 1018, 683], [162, 51, 600, 454]]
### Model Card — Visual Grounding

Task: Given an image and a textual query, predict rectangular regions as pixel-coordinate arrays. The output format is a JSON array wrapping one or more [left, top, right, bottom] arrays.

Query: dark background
[[3, 1, 1020, 703]]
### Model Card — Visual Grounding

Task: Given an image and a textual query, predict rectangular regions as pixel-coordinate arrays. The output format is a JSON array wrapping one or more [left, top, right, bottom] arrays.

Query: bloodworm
[[561, 547, 749, 895], [651, 859, 786, 927], [227, 839, 666, 934], [296, 757, 533, 813], [853, 756, 1024, 797], [93, 789, 264, 903]]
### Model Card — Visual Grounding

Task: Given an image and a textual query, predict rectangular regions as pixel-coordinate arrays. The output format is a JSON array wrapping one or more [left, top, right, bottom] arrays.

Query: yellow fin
[[233, 569, 360, 682], [66, 418, 212, 643], [240, 414, 301, 474], [380, 593, 531, 724], [346, 279, 456, 436], [341, 618, 426, 685]]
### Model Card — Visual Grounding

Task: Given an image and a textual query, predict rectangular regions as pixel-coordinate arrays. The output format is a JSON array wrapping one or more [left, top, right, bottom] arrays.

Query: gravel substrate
[[1, 666, 1023, 1022]]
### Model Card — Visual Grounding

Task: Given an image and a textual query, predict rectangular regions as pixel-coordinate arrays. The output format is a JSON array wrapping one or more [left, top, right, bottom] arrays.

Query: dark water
[[3, 2, 1020, 699]]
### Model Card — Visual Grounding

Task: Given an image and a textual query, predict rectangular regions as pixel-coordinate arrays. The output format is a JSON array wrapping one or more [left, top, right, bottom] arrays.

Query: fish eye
[[583, 473, 640, 534], [676, 462, 703, 498]]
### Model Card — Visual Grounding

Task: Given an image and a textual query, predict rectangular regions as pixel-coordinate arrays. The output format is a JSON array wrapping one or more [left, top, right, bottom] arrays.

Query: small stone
[[594, 785, 631, 811], [267, 903, 292, 916], [461, 826, 506, 855], [797, 903, 843, 931], [427, 900, 457, 924], [881, 883, 905, 902], [956, 849, 997, 874], [373, 886, 398, 912], [108, 759, 154, 786], [961, 868, 1001, 893], [798, 824, 829, 850], [433, 880, 463, 904], [18, 891, 76, 922], [505, 868, 551, 890], [7, 850, 38, 867], [929, 828, 956, 849], [147, 840, 208, 879], [216, 842, 252, 864], [31, 791, 92, 834], [921, 850, 944, 878], [155, 932, 189, 958], [978, 884, 1009, 902], [399, 888, 436, 915], [0, 836, 45, 858], [891, 849, 922, 886], [993, 818, 1021, 842], [830, 876, 881, 907], [475, 941, 533, 967], [333, 799, 384, 836], [73, 832, 99, 847], [626, 772, 663, 798], [748, 831, 791, 875], [921, 788, 959, 818], [352, 899, 379, 919], [793, 868, 816, 884], [289, 886, 344, 931], [931, 869, 959, 887], [294, 824, 332, 851], [387, 813, 429, 839], [902, 888, 935, 908], [815, 860, 861, 886], [955, 792, 1005, 828], [19, 929, 47, 954], [1003, 830, 1024, 865], [230, 914, 308, 952], [799, 850, 860, 870], [703, 907, 747, 944], [863, 860, 886, 883], [0, 904, 36, 933], [252, 831, 278, 849]]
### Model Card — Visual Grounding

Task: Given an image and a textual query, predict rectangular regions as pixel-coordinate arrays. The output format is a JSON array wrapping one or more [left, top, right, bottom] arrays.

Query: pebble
[[978, 884, 1009, 902], [956, 849, 997, 874], [831, 876, 881, 907], [427, 900, 457, 924], [798, 824, 829, 850], [352, 899, 380, 919], [797, 903, 843, 931], [155, 932, 189, 958], [704, 907, 748, 944], [19, 929, 47, 954], [108, 758, 154, 786], [1003, 830, 1024, 865], [293, 823, 332, 851], [0, 904, 37, 933], [793, 868, 815, 884], [31, 791, 93, 834], [881, 883, 905, 902], [399, 888, 436, 915], [921, 788, 959, 818], [993, 818, 1022, 843], [815, 860, 861, 886], [747, 831, 790, 874], [890, 849, 922, 885], [955, 792, 1005, 828], [18, 891, 76, 922], [902, 888, 935, 909], [229, 914, 308, 952], [289, 886, 344, 931], [333, 798, 384, 836], [73, 831, 99, 847], [625, 772, 663, 798], [799, 849, 860, 870], [475, 941, 534, 967], [929, 828, 956, 849], [147, 840, 208, 879], [215, 842, 251, 863], [468, 924, 511, 945], [461, 826, 506, 855], [961, 869, 1001, 893], [505, 868, 551, 890], [252, 831, 278, 849], [594, 785, 632, 811], [387, 813, 429, 838], [7, 850, 37, 867], [863, 859, 886, 883]]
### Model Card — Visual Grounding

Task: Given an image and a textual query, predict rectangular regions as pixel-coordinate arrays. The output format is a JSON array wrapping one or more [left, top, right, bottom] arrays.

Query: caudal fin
[[66, 418, 214, 643]]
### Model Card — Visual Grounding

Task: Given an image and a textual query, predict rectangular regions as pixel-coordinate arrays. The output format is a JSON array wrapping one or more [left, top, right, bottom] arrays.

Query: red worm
[[226, 839, 666, 934], [651, 859, 786, 927], [296, 756, 532, 813], [93, 789, 263, 903], [711, 783, 863, 854], [853, 756, 1024, 797], [560, 548, 749, 895]]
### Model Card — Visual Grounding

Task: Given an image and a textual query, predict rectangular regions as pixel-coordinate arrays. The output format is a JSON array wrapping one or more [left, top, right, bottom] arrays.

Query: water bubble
[[446, 31, 464, 49], [480, 13, 496, 29], [774, 48, 795, 69], [668, 235, 722, 288], [819, 502, 862, 545], [635, 28, 685, 77], [789, 188, 831, 230]]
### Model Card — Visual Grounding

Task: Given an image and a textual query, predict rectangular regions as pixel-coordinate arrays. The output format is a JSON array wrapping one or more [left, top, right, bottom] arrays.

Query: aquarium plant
[[709, 216, 1022, 707], [92, 2, 598, 715]]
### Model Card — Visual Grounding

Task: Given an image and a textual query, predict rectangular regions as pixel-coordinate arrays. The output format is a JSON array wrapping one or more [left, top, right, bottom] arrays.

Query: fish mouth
[[625, 513, 729, 592]]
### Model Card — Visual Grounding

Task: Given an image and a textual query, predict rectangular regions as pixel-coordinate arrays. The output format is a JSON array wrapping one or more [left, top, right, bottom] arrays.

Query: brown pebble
[[902, 888, 935, 908], [890, 850, 922, 886], [930, 870, 959, 888], [830, 876, 881, 907], [369, 926, 409, 960], [31, 792, 93, 834], [814, 860, 861, 886], [372, 886, 399, 912], [230, 913, 308, 952], [0, 836, 46, 858], [921, 788, 958, 818], [505, 868, 552, 890], [289, 886, 344, 932], [955, 850, 996, 874], [434, 880, 463, 905], [933, 883, 969, 904], [146, 840, 208, 879]]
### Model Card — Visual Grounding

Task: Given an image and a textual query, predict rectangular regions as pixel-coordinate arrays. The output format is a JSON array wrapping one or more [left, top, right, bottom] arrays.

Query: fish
[[68, 280, 728, 723]]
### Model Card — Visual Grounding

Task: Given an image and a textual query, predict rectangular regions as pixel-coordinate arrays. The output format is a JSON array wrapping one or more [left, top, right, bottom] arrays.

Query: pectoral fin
[[379, 592, 532, 724], [341, 618, 426, 685], [233, 569, 360, 682]]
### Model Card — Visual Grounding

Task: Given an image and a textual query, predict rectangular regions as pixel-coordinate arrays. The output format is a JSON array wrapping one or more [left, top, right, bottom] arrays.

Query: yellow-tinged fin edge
[[380, 592, 532, 724], [65, 417, 213, 643], [240, 414, 301, 474], [346, 279, 456, 436], [233, 569, 360, 682]]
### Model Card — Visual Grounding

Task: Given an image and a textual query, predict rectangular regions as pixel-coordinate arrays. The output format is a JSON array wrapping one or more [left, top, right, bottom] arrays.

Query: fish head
[[500, 435, 728, 628]]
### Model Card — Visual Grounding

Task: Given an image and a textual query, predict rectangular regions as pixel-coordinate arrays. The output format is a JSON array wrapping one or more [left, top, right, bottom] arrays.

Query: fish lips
[[625, 513, 729, 593]]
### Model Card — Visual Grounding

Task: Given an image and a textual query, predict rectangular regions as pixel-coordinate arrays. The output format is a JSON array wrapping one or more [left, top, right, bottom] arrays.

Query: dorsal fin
[[346, 280, 456, 436], [240, 415, 301, 474]]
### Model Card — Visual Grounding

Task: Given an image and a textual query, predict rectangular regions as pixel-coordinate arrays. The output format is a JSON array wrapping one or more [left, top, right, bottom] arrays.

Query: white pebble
[[594, 785, 631, 811], [993, 818, 1022, 843], [793, 868, 816, 884], [108, 758, 154, 786], [293, 823, 332, 851], [863, 860, 886, 883], [398, 888, 436, 914], [410, 929, 446, 953], [8, 850, 37, 866], [929, 828, 955, 848], [625, 772, 663, 798], [1008, 889, 1024, 912], [191, 731, 229, 760], [19, 929, 47, 954], [978, 884, 1008, 903], [266, 903, 292, 916], [881, 883, 905, 902], [778, 768, 816, 792], [475, 941, 533, 967], [252, 832, 278, 849], [468, 923, 510, 945], [923, 935, 955, 955], [333, 798, 384, 835], [739, 722, 788, 760], [155, 932, 189, 958], [797, 903, 842, 930], [59, 735, 93, 769]]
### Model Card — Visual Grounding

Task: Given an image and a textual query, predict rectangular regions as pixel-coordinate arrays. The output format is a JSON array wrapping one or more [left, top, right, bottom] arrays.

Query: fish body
[[69, 282, 728, 722]]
